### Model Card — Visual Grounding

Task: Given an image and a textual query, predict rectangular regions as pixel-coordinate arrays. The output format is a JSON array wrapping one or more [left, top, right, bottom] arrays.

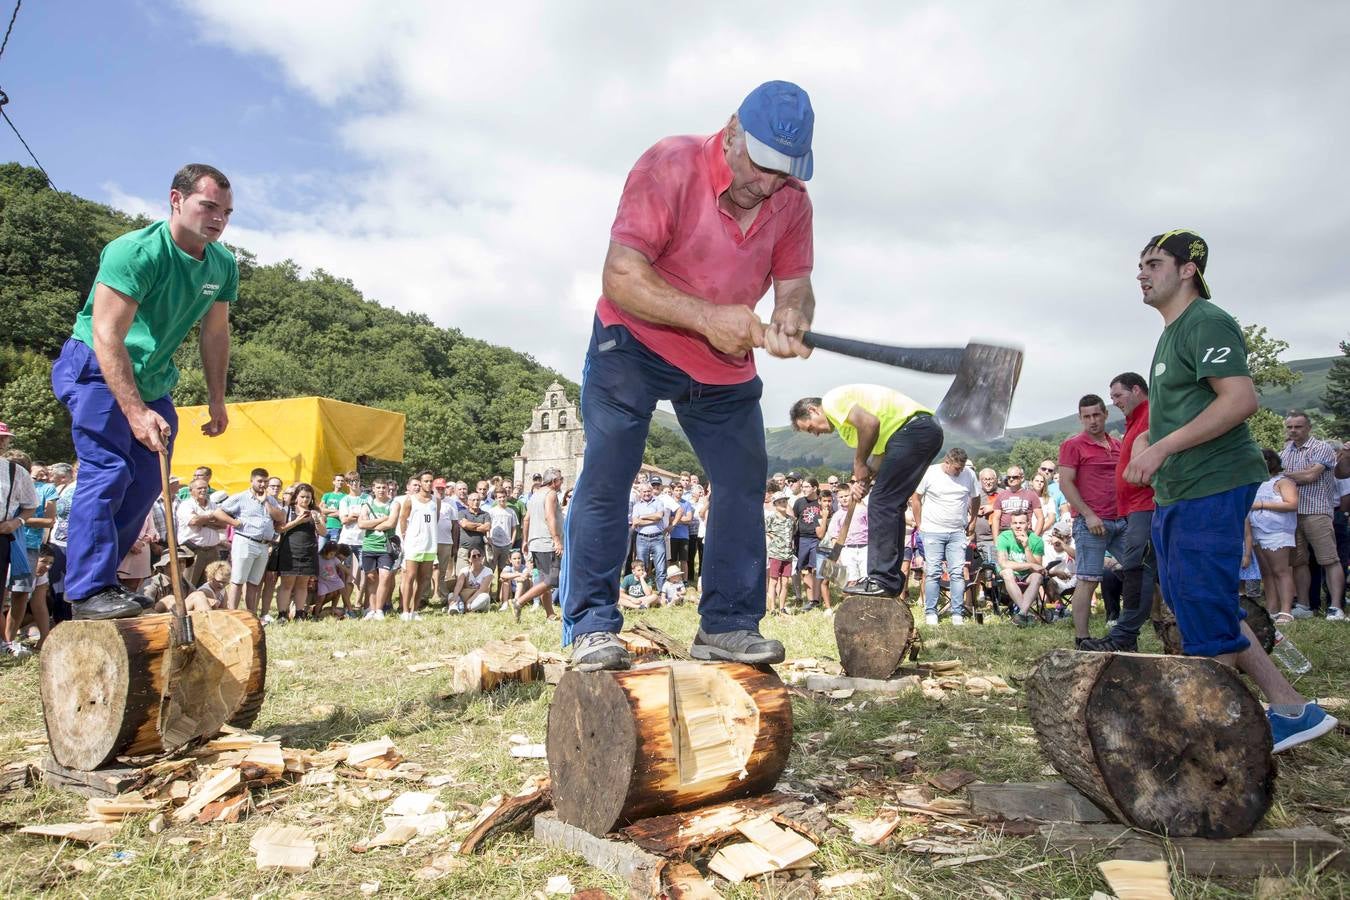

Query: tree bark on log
[[1152, 594, 1275, 656], [833, 596, 914, 679], [1026, 649, 1274, 838], [40, 611, 266, 771], [547, 661, 792, 836]]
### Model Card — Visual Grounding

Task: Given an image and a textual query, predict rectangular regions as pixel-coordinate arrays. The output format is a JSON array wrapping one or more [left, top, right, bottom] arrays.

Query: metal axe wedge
[[801, 331, 1024, 440]]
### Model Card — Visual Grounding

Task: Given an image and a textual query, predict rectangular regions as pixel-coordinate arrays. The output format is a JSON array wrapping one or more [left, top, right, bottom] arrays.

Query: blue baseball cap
[[737, 80, 814, 181]]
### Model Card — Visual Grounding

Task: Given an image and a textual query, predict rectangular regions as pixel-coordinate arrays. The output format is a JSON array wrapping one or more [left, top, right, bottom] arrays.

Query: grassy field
[[1, 597, 1347, 899]]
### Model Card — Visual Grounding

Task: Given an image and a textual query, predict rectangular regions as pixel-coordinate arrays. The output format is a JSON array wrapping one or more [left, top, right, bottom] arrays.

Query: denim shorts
[[1072, 515, 1128, 582]]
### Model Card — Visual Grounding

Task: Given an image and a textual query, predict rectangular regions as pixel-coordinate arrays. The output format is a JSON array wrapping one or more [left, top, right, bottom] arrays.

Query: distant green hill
[[651, 355, 1338, 472]]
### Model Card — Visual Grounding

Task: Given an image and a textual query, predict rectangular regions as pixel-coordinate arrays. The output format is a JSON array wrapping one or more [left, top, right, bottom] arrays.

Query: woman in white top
[[397, 475, 439, 621], [1029, 472, 1058, 536], [1246, 449, 1299, 623]]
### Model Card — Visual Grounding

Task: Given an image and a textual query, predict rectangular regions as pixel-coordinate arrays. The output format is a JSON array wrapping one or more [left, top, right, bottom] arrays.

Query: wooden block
[[968, 781, 1113, 823], [664, 862, 724, 899], [533, 812, 664, 899], [1099, 859, 1174, 899], [804, 674, 921, 695], [0, 763, 37, 796], [707, 842, 780, 883], [40, 756, 141, 799], [86, 794, 162, 820], [735, 814, 816, 868], [250, 824, 317, 873], [1041, 824, 1350, 877]]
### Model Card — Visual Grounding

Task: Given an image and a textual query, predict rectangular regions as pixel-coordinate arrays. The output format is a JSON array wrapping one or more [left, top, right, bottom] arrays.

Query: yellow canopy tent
[[172, 397, 405, 494]]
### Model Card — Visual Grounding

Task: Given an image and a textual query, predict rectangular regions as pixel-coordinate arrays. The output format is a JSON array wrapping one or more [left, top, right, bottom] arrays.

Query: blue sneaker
[[1267, 703, 1338, 753]]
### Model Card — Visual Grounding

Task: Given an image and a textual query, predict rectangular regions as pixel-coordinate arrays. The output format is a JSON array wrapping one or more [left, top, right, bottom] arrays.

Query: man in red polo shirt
[[1057, 393, 1126, 647], [1081, 372, 1156, 651], [559, 81, 817, 671]]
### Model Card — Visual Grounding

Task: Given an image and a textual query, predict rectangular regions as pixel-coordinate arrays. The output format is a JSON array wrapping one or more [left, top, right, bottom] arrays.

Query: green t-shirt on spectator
[[361, 499, 393, 553], [996, 529, 1044, 572], [71, 220, 239, 401], [321, 491, 346, 531], [1147, 299, 1267, 505]]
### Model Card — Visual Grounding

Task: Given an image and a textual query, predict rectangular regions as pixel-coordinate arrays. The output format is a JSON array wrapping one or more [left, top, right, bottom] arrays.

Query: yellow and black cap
[[1145, 229, 1211, 299]]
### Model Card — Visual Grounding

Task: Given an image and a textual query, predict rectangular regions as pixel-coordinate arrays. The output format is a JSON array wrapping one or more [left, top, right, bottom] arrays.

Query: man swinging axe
[[51, 164, 236, 620], [791, 385, 945, 598]]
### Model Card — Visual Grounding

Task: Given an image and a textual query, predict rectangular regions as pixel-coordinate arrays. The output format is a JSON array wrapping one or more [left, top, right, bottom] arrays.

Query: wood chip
[[172, 768, 241, 823], [407, 661, 446, 673], [354, 821, 419, 851], [387, 792, 442, 817], [707, 842, 781, 883], [664, 861, 724, 899], [836, 814, 900, 846], [818, 871, 882, 894], [346, 737, 401, 767], [932, 854, 997, 869], [1098, 860, 1173, 899], [86, 793, 162, 821], [250, 824, 317, 872], [544, 874, 574, 895], [509, 743, 547, 759], [19, 822, 121, 844], [735, 814, 817, 868], [927, 768, 978, 793]]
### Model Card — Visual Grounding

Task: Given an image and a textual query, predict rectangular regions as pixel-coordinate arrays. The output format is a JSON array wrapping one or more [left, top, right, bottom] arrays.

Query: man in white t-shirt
[[432, 477, 460, 603], [175, 477, 231, 587], [337, 478, 370, 599], [909, 448, 980, 626], [485, 500, 519, 578]]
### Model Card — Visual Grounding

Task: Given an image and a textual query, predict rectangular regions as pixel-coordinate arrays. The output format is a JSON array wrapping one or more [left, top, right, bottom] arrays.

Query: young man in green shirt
[[791, 384, 944, 598], [1125, 229, 1335, 752], [51, 164, 237, 620]]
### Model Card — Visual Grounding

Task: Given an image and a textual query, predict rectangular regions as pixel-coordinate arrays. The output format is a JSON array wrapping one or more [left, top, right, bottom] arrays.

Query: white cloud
[[152, 0, 1349, 430]]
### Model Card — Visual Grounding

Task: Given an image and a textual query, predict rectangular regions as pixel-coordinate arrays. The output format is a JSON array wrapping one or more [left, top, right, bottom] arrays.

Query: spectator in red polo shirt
[[989, 466, 1043, 534], [560, 81, 817, 671], [1081, 373, 1156, 651], [1057, 393, 1128, 647]]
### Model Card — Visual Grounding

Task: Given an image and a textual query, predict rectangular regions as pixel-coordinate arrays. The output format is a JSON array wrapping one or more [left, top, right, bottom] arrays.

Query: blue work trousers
[[561, 318, 767, 643], [634, 532, 668, 590], [51, 339, 178, 601]]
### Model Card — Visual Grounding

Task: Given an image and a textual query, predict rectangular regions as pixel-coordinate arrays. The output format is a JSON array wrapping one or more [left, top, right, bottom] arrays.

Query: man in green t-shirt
[[791, 384, 943, 598], [320, 473, 349, 544], [51, 164, 237, 620], [995, 511, 1045, 626], [1124, 229, 1334, 753]]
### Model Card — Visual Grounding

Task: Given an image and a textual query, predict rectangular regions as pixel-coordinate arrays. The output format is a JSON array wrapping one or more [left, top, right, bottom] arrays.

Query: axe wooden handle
[[802, 332, 966, 375]]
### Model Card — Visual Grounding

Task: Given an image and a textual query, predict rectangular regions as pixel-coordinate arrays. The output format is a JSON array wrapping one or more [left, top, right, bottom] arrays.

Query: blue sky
[[4, 1, 1348, 428]]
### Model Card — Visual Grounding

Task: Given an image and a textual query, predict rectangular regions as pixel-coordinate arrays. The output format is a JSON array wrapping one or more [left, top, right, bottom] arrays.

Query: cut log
[[1153, 595, 1275, 655], [832, 596, 914, 679], [448, 636, 543, 695], [1027, 649, 1273, 838], [459, 774, 551, 854], [40, 611, 266, 771], [548, 661, 792, 836]]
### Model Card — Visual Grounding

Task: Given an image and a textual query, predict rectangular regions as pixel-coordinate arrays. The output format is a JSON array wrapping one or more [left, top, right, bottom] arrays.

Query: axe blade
[[935, 342, 1024, 440]]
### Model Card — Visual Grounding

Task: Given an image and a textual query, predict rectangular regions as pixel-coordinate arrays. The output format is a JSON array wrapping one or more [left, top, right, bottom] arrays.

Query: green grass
[[1, 601, 1347, 898]]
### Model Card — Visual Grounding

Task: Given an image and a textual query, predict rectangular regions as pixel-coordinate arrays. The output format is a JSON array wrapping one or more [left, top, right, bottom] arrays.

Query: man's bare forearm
[[603, 243, 714, 332], [771, 278, 815, 326], [93, 326, 147, 416]]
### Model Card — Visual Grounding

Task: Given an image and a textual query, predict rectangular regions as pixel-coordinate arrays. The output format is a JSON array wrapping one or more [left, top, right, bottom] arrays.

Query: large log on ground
[[40, 611, 266, 771], [547, 660, 792, 836], [833, 595, 914, 679], [1026, 649, 1273, 838], [1152, 594, 1275, 656]]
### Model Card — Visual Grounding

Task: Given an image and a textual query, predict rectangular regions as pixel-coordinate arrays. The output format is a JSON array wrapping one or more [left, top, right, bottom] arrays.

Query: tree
[[1241, 323, 1302, 394], [1322, 339, 1350, 437], [1008, 437, 1063, 478]]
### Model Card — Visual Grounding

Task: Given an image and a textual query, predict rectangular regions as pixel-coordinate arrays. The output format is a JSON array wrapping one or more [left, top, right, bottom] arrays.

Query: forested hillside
[[0, 164, 700, 478]]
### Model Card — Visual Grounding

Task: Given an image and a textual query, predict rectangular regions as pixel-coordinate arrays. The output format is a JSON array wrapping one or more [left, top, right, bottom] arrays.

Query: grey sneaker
[[5, 642, 33, 658], [689, 628, 785, 665], [571, 632, 632, 672], [1290, 605, 1314, 619]]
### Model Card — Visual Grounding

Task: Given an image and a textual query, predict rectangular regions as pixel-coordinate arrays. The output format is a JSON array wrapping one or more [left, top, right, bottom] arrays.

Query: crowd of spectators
[[2, 407, 1348, 658]]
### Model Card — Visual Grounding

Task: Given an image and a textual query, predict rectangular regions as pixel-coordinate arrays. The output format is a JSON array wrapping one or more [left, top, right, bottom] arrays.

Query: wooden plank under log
[[1027, 649, 1273, 838], [1042, 824, 1350, 878], [832, 596, 914, 679], [533, 812, 665, 898], [40, 610, 266, 771], [40, 757, 142, 799], [967, 781, 1112, 823], [547, 661, 792, 836]]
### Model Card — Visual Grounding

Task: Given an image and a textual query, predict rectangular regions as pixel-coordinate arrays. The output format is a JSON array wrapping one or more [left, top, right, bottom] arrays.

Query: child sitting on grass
[[311, 544, 352, 619], [618, 559, 659, 609], [661, 565, 687, 606]]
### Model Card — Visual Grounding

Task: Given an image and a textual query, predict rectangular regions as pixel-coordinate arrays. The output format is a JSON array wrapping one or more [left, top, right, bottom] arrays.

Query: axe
[[800, 332, 1024, 439]]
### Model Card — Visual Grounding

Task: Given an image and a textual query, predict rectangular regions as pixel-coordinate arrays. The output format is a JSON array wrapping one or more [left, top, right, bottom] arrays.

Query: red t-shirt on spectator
[[1116, 401, 1156, 515], [1059, 431, 1123, 519], [597, 130, 814, 385], [993, 488, 1041, 530]]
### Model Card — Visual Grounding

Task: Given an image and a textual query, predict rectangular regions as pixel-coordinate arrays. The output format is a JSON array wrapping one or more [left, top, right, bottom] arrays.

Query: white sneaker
[[261, 614, 275, 626], [399, 612, 412, 622], [362, 610, 375, 620], [1326, 607, 1346, 621], [498, 601, 509, 612], [952, 614, 965, 626], [6, 642, 33, 658], [371, 610, 386, 620], [925, 613, 939, 626], [411, 612, 422, 621]]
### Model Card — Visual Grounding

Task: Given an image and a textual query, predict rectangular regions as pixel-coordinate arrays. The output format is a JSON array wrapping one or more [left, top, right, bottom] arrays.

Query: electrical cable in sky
[[0, 0, 57, 190], [0, 0, 19, 62]]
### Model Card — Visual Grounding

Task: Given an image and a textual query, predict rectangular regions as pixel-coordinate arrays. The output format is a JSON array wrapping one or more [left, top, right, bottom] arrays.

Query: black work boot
[[71, 586, 144, 620]]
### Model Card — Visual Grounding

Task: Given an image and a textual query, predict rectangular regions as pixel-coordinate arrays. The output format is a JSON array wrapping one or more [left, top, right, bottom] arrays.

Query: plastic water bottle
[[1271, 630, 1312, 675]]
